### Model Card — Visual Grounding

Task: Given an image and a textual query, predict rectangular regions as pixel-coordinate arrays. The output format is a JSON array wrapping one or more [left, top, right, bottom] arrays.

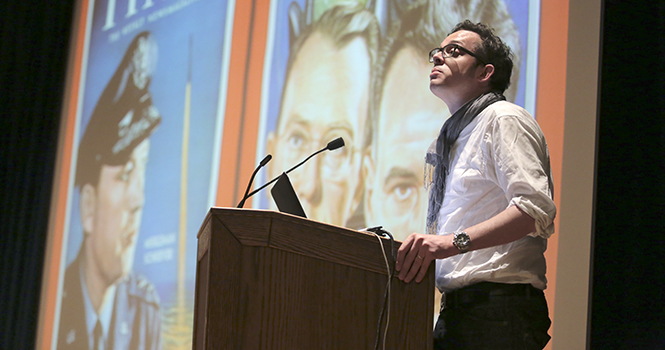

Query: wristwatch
[[452, 231, 471, 253]]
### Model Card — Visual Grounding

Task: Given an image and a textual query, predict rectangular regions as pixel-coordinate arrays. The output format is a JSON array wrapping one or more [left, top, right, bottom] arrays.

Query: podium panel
[[193, 207, 434, 349]]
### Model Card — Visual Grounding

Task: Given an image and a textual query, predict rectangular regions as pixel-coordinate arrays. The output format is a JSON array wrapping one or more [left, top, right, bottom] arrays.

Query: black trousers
[[433, 282, 551, 350]]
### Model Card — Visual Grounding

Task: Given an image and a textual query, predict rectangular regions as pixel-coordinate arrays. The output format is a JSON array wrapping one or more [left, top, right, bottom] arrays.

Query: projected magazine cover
[[52, 0, 232, 348], [256, 0, 539, 240]]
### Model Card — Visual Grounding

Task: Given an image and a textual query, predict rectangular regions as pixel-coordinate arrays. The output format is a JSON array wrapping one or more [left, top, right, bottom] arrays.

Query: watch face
[[454, 231, 470, 252]]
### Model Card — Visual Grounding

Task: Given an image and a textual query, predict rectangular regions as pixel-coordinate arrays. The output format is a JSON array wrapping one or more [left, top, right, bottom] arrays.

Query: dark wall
[[590, 0, 665, 349], [0, 1, 75, 349], [1, 0, 663, 349]]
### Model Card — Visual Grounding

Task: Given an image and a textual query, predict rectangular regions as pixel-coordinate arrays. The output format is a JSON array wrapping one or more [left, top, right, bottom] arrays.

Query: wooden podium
[[192, 207, 434, 349]]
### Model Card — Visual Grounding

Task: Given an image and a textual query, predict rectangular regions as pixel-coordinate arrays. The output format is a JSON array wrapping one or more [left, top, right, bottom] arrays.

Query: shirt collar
[[79, 262, 117, 348]]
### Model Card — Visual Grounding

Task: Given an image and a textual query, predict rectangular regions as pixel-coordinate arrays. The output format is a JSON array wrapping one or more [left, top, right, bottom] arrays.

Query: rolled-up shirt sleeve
[[486, 114, 557, 239]]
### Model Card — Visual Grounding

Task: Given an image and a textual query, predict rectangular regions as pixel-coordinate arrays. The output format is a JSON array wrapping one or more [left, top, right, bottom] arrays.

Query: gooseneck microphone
[[243, 137, 345, 203], [326, 137, 344, 151], [237, 154, 273, 208]]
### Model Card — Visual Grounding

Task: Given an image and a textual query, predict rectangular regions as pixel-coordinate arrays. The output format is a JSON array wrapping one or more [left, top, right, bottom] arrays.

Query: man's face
[[365, 46, 448, 241], [267, 32, 370, 226], [429, 30, 485, 102], [83, 139, 150, 285]]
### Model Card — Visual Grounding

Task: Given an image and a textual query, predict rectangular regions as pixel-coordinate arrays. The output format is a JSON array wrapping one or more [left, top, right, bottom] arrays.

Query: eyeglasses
[[429, 44, 487, 65]]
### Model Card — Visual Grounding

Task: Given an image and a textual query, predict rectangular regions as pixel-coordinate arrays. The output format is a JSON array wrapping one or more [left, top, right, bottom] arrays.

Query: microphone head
[[326, 137, 345, 151], [259, 154, 272, 167]]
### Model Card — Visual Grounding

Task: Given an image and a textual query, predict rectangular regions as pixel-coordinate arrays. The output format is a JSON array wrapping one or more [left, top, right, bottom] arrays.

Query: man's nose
[[293, 157, 322, 206], [432, 53, 444, 65], [126, 169, 146, 210]]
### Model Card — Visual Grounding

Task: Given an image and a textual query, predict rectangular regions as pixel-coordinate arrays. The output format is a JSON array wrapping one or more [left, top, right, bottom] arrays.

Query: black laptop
[[270, 172, 307, 218]]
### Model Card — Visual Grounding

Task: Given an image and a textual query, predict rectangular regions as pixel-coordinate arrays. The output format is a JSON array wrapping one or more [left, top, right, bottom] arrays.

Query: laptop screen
[[270, 172, 307, 218]]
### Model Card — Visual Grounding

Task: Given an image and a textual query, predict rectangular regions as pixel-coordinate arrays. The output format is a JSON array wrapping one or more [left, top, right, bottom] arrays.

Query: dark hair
[[450, 20, 513, 94]]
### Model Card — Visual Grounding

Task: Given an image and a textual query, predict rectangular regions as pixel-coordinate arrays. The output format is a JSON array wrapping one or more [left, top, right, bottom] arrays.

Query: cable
[[362, 226, 396, 350]]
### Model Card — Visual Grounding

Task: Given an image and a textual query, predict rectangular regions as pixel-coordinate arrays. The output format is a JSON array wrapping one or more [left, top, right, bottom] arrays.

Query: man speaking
[[396, 21, 556, 350]]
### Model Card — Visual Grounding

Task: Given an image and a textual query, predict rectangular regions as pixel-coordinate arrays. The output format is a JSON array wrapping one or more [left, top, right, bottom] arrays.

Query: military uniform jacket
[[57, 250, 162, 349]]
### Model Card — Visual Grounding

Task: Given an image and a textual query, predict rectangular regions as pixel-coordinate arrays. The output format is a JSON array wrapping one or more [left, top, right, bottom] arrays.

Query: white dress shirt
[[434, 101, 556, 292]]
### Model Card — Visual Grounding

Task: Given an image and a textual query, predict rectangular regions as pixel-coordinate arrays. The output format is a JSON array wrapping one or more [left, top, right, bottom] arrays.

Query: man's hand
[[395, 206, 539, 283], [396, 233, 454, 283]]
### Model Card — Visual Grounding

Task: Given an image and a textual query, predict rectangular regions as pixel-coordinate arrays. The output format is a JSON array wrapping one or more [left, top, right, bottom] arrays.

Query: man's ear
[[266, 131, 277, 176], [265, 131, 277, 202], [350, 148, 368, 217], [362, 151, 376, 224], [478, 64, 495, 83], [80, 184, 96, 235]]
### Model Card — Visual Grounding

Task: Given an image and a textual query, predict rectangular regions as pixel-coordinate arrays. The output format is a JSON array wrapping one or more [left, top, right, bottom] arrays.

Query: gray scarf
[[425, 91, 505, 234]]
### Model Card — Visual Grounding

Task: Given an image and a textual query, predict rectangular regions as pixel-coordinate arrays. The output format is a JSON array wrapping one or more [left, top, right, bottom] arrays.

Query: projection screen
[[37, 0, 600, 349]]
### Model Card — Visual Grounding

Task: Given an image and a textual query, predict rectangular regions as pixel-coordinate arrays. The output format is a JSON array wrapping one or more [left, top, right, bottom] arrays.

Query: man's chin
[[430, 80, 445, 90], [107, 266, 133, 285], [313, 211, 345, 227], [307, 209, 333, 225]]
